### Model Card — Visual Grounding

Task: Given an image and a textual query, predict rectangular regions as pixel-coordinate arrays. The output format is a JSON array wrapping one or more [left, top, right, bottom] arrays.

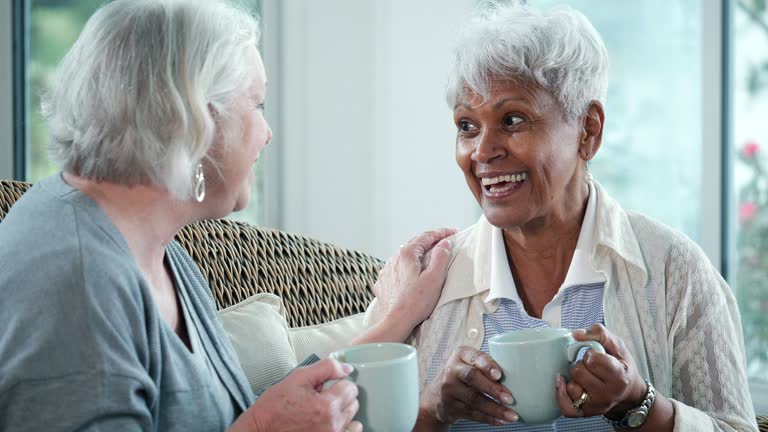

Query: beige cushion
[[219, 293, 368, 394]]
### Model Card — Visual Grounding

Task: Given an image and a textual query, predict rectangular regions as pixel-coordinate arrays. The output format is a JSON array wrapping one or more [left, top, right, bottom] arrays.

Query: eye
[[503, 114, 525, 128], [457, 119, 477, 133], [256, 102, 266, 112]]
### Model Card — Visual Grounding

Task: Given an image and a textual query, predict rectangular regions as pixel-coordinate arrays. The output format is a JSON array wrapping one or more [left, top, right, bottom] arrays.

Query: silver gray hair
[[446, 0, 609, 121], [42, 0, 260, 199]]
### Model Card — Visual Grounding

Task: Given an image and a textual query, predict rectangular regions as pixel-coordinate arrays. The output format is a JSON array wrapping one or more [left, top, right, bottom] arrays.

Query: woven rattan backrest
[[174, 219, 381, 326], [0, 180, 381, 327]]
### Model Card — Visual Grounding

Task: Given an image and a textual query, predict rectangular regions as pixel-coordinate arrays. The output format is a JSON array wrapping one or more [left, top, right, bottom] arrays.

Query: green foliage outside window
[[737, 139, 768, 379], [28, 0, 105, 181], [735, 0, 768, 384]]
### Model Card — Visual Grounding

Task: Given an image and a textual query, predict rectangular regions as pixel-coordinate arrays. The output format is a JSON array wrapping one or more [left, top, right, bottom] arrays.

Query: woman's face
[[206, 48, 272, 217], [454, 80, 592, 231]]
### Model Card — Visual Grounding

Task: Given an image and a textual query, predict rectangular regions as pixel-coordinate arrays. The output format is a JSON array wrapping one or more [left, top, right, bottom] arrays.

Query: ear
[[578, 101, 604, 161]]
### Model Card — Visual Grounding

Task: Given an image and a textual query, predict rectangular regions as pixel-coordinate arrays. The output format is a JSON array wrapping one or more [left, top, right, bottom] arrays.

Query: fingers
[[572, 324, 626, 358], [459, 393, 519, 426], [401, 228, 458, 260], [455, 348, 513, 404], [570, 359, 604, 392], [421, 238, 452, 279], [566, 379, 585, 402], [426, 348, 520, 426], [338, 400, 361, 432], [324, 378, 359, 408], [579, 349, 627, 383], [301, 358, 354, 388], [343, 420, 363, 432], [458, 348, 502, 381], [555, 374, 582, 417], [381, 228, 456, 278]]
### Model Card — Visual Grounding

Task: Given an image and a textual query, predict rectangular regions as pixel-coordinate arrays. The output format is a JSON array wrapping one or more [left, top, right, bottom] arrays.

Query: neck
[[504, 181, 589, 250], [62, 172, 195, 271], [503, 180, 589, 268]]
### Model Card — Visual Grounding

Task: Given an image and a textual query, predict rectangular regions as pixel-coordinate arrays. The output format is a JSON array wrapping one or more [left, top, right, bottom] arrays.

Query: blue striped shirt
[[448, 286, 613, 431], [432, 182, 614, 431]]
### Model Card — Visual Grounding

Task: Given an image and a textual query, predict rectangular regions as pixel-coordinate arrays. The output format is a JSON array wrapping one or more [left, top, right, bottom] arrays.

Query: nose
[[266, 125, 273, 146], [472, 130, 506, 164]]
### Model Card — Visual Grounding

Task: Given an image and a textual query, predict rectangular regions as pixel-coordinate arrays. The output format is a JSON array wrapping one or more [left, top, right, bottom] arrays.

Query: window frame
[[0, 1, 15, 180], [11, 0, 27, 181]]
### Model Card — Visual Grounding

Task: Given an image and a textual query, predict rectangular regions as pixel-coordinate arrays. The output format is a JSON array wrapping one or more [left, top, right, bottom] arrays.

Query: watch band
[[609, 378, 656, 429]]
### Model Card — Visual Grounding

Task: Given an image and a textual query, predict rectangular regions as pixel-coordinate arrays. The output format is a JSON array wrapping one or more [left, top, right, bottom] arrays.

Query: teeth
[[481, 172, 527, 186]]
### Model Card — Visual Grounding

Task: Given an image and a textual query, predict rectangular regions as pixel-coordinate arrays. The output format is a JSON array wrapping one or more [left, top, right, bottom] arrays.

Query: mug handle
[[566, 339, 605, 363]]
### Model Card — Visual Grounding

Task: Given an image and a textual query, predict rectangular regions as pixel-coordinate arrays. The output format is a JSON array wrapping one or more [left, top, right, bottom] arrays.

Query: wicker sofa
[[0, 179, 766, 430]]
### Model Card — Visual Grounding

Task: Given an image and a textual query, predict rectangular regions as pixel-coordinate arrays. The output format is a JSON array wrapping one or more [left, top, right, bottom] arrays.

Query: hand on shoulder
[[367, 227, 457, 341]]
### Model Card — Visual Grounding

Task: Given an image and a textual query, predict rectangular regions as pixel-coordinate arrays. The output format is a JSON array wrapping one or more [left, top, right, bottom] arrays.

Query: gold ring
[[573, 391, 589, 409]]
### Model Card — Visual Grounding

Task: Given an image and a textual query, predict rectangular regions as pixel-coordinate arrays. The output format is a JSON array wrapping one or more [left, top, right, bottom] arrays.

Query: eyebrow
[[454, 97, 532, 111]]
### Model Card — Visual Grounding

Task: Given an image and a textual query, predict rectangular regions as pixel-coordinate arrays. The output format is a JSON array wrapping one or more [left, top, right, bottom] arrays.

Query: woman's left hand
[[555, 324, 647, 420], [372, 227, 457, 327], [353, 227, 457, 345]]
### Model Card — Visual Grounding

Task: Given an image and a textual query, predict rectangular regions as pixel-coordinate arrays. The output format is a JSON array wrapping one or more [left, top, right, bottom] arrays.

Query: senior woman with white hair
[[377, 2, 757, 432], [0, 1, 456, 431]]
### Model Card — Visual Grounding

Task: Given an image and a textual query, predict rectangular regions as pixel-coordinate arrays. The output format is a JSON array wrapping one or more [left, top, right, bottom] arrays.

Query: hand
[[555, 324, 647, 420], [372, 227, 457, 331], [418, 347, 519, 426], [230, 359, 363, 432]]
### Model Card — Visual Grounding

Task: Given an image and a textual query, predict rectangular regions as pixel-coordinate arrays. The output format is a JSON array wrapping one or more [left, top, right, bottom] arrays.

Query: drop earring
[[194, 163, 206, 202], [585, 161, 593, 183]]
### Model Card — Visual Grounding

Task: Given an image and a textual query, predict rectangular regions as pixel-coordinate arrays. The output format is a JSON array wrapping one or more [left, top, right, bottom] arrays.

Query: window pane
[[728, 0, 768, 412], [26, 0, 262, 225], [534, 0, 703, 240]]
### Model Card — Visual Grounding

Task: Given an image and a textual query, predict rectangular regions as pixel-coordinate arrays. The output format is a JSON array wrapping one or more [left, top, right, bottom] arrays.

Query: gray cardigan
[[0, 174, 254, 431]]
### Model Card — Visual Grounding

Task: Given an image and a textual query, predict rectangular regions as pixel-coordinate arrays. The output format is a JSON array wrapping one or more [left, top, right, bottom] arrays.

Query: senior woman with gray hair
[[0, 1, 456, 431], [376, 2, 757, 432]]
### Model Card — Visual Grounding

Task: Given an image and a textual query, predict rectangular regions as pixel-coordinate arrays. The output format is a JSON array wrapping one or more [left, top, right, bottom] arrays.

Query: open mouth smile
[[480, 172, 528, 199]]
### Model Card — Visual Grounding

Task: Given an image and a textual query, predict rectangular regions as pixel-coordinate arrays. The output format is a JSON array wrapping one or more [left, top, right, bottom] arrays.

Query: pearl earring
[[194, 163, 206, 202]]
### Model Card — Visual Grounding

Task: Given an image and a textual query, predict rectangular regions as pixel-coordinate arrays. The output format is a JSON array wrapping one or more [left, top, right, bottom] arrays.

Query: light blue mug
[[329, 343, 419, 432], [489, 328, 605, 424]]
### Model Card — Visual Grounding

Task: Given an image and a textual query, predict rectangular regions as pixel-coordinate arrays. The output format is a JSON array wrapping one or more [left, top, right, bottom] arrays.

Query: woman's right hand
[[416, 347, 519, 428], [229, 358, 362, 432]]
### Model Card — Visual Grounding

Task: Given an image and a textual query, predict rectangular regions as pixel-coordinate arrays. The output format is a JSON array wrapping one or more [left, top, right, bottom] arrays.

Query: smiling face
[[205, 47, 272, 218], [454, 80, 598, 232]]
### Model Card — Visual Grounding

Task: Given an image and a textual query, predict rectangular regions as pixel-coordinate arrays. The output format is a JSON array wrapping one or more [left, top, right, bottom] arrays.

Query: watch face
[[627, 412, 647, 428]]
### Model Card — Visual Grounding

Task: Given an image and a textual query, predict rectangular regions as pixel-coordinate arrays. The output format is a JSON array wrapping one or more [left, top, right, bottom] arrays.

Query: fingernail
[[504, 410, 519, 422], [555, 374, 563, 388], [341, 363, 354, 374], [573, 329, 587, 335], [500, 393, 514, 405], [438, 239, 451, 248], [490, 368, 501, 380]]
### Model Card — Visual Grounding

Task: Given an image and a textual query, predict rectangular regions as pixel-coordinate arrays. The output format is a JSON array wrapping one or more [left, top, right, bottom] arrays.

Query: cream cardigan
[[369, 181, 757, 432]]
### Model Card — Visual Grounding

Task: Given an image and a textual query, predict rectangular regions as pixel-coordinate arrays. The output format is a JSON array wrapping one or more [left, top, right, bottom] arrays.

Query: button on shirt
[[446, 182, 614, 431]]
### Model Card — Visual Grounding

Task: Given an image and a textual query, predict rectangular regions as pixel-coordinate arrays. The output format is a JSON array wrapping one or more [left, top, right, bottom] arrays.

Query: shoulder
[[446, 217, 486, 260], [624, 210, 714, 275], [0, 182, 154, 383], [594, 182, 712, 274], [0, 181, 146, 308]]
